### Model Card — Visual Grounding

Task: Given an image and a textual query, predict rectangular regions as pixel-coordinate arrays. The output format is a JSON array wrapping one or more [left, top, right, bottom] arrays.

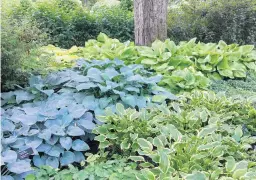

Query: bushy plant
[[32, 0, 99, 48], [167, 0, 256, 45], [1, 59, 175, 178], [92, 6, 134, 42], [93, 103, 159, 155], [1, 0, 47, 91]]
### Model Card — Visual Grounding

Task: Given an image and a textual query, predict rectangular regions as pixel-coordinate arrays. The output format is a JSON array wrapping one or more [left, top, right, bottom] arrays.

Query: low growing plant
[[1, 59, 175, 178]]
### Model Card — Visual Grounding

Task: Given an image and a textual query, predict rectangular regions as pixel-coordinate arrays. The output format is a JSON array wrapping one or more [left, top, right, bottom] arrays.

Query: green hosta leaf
[[244, 172, 256, 179], [234, 126, 243, 137], [139, 162, 154, 168], [233, 169, 247, 179], [161, 124, 182, 141], [185, 172, 207, 180], [141, 169, 155, 180], [153, 137, 164, 148], [94, 135, 106, 142], [152, 95, 167, 103], [116, 103, 125, 115], [129, 156, 145, 162], [197, 141, 221, 151], [120, 139, 131, 150], [130, 133, 138, 141], [141, 58, 157, 65], [159, 151, 169, 173], [162, 52, 172, 61], [198, 125, 217, 138], [137, 138, 153, 152], [239, 45, 254, 54], [99, 140, 111, 149], [225, 156, 236, 172], [211, 146, 224, 157], [97, 32, 109, 43]]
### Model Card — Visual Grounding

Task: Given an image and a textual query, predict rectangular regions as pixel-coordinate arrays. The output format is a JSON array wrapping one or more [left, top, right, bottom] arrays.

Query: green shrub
[[168, 0, 256, 45], [32, 0, 99, 48], [1, 0, 47, 91], [120, 0, 133, 11], [92, 6, 134, 42]]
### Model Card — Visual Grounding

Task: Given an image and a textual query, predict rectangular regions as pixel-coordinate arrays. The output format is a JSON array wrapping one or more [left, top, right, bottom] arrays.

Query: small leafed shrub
[[167, 0, 256, 45]]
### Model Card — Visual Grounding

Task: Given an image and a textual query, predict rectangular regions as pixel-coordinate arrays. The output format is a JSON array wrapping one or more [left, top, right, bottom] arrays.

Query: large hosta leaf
[[67, 126, 85, 136], [72, 140, 90, 151], [1, 150, 17, 163], [59, 137, 72, 151], [7, 160, 32, 174], [60, 151, 75, 166], [46, 156, 59, 168]]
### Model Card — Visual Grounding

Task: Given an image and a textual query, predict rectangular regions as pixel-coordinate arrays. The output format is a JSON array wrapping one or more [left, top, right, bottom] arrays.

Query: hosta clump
[[93, 103, 159, 155], [134, 126, 256, 180], [1, 59, 176, 178], [160, 67, 211, 94], [138, 38, 256, 79], [28, 157, 139, 180]]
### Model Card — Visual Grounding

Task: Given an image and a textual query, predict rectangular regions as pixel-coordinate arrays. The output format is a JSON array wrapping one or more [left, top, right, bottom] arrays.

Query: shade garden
[[1, 33, 256, 180]]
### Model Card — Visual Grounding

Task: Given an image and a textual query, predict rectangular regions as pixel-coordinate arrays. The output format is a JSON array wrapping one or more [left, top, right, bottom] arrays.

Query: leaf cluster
[[1, 59, 175, 178]]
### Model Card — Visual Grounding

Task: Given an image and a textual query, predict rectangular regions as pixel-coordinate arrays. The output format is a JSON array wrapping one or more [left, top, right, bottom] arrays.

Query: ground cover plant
[[27, 91, 256, 180], [210, 70, 256, 100], [1, 59, 176, 179], [33, 33, 256, 94]]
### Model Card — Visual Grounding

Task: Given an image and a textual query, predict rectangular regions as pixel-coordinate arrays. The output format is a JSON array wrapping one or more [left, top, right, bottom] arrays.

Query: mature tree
[[134, 0, 168, 46]]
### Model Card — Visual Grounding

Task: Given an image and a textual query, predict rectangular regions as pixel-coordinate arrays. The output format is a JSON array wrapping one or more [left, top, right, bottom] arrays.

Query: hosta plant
[[134, 131, 256, 180], [93, 103, 159, 155], [1, 59, 175, 178], [160, 67, 211, 94], [26, 157, 139, 180]]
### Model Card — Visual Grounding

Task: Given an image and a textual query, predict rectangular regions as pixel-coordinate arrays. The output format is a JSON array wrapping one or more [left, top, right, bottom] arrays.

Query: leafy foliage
[[93, 91, 256, 179], [26, 157, 138, 180], [36, 33, 256, 94], [1, 0, 48, 91], [93, 103, 158, 155], [167, 0, 256, 45], [210, 70, 256, 100], [1, 59, 175, 178]]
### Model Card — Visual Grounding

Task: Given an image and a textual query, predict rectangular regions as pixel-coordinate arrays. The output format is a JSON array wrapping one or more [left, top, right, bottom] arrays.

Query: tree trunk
[[134, 0, 168, 46]]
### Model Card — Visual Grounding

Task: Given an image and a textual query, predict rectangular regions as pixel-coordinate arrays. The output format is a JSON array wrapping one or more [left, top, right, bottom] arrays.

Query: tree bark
[[134, 0, 168, 46]]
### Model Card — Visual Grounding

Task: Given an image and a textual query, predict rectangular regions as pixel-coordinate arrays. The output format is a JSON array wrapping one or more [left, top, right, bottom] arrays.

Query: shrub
[[92, 6, 134, 42], [167, 0, 256, 45], [1, 0, 47, 91], [32, 0, 99, 49]]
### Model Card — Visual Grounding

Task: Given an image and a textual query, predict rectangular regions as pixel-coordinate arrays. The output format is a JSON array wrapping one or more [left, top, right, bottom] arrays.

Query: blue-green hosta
[[1, 59, 176, 178]]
